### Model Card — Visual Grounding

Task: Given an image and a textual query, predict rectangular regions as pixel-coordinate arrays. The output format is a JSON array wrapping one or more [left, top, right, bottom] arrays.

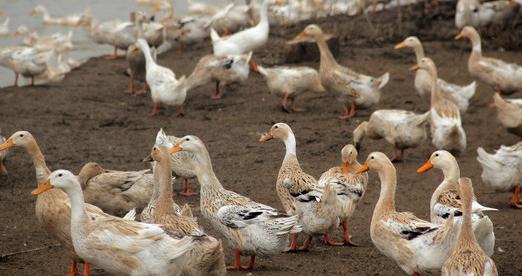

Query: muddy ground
[[1, 2, 521, 275]]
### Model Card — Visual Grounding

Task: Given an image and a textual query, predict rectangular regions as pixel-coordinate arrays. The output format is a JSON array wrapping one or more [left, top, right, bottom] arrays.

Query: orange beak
[[355, 163, 369, 174], [169, 144, 182, 153], [0, 138, 15, 151], [394, 42, 407, 50], [417, 160, 433, 173], [342, 162, 351, 175], [287, 31, 308, 45], [409, 64, 420, 71], [31, 179, 53, 195], [454, 31, 464, 40], [142, 154, 153, 164], [259, 133, 273, 142]]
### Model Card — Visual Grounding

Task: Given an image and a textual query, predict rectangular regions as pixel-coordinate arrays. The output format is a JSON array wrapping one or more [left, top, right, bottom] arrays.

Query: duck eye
[[19, 134, 24, 137], [58, 173, 63, 177], [371, 156, 374, 159], [185, 138, 189, 141], [274, 125, 278, 129], [435, 154, 439, 157]]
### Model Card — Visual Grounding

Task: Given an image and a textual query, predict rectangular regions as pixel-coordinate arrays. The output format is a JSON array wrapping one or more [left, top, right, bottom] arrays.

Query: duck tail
[[255, 64, 268, 76], [376, 72, 390, 90], [411, 110, 431, 126], [476, 147, 497, 169], [122, 208, 136, 221], [155, 128, 173, 147], [460, 81, 476, 100], [210, 28, 220, 42]]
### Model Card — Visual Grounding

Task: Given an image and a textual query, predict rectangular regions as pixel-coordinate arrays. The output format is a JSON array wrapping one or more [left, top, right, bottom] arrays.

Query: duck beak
[[417, 160, 433, 173], [169, 144, 183, 153], [394, 42, 406, 50], [342, 162, 351, 175], [0, 138, 14, 151], [287, 31, 309, 45], [409, 64, 420, 71], [454, 32, 464, 40], [31, 179, 53, 195], [259, 133, 273, 142], [142, 154, 153, 164], [355, 163, 369, 174]]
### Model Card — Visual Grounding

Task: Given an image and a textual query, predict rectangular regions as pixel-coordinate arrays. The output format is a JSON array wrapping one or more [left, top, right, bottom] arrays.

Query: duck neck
[[140, 42, 155, 69], [316, 35, 337, 70], [77, 171, 95, 190], [412, 44, 425, 63], [63, 183, 89, 226], [440, 161, 460, 183], [155, 159, 176, 212], [136, 18, 144, 39], [456, 189, 477, 249], [192, 149, 224, 192], [373, 164, 397, 219], [283, 132, 297, 158], [429, 68, 443, 106], [259, 0, 269, 25], [469, 33, 482, 57], [26, 140, 51, 185]]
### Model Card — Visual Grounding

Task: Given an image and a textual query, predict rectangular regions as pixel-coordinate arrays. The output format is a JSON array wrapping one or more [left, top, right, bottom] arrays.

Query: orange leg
[[211, 81, 224, 99], [342, 221, 358, 246], [179, 178, 197, 196], [412, 273, 420, 276], [339, 103, 356, 120], [511, 185, 522, 208], [286, 233, 299, 252], [68, 260, 77, 276], [83, 262, 90, 276], [105, 47, 126, 59], [14, 72, 19, 87], [31, 76, 35, 86], [222, 28, 230, 36], [290, 98, 305, 112], [128, 77, 136, 94], [175, 105, 185, 118], [149, 102, 159, 116], [226, 248, 242, 270], [324, 232, 343, 246], [137, 81, 148, 94], [391, 145, 403, 163], [281, 93, 290, 113], [242, 255, 255, 270], [175, 46, 185, 53], [298, 235, 312, 251]]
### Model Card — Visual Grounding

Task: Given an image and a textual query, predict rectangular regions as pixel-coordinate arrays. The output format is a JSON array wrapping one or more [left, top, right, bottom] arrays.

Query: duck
[[78, 162, 155, 217], [259, 123, 341, 250], [0, 131, 123, 275], [417, 150, 496, 256], [32, 170, 194, 275], [0, 46, 26, 86], [394, 36, 476, 113], [477, 142, 522, 208], [356, 152, 458, 275], [210, 3, 252, 35], [455, 26, 522, 94], [0, 17, 8, 36], [318, 144, 368, 246], [9, 47, 54, 86], [187, 52, 252, 99], [441, 177, 499, 276], [141, 145, 226, 275], [353, 109, 430, 162], [455, 0, 519, 29], [252, 64, 325, 112], [136, 38, 189, 116], [0, 131, 7, 175], [491, 92, 522, 137], [125, 44, 148, 95], [168, 135, 302, 270], [155, 128, 198, 196], [288, 24, 389, 119], [30, 5, 89, 26], [14, 27, 74, 62], [104, 13, 141, 59], [414, 57, 467, 154], [187, 0, 220, 16], [210, 0, 270, 56]]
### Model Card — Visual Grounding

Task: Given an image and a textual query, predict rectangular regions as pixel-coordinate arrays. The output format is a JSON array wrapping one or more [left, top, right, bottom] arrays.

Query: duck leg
[[105, 47, 125, 60], [339, 103, 356, 120], [286, 233, 299, 252], [14, 73, 19, 87], [211, 81, 224, 99], [281, 93, 290, 113], [290, 98, 305, 112], [83, 262, 90, 276], [298, 235, 312, 251], [137, 81, 148, 94], [68, 260, 77, 276], [175, 105, 185, 118], [0, 160, 7, 175], [226, 248, 242, 270], [128, 77, 136, 94], [179, 178, 197, 196], [31, 76, 35, 86], [323, 232, 343, 246], [391, 145, 404, 163], [241, 255, 255, 270], [511, 185, 522, 208], [341, 221, 358, 246], [149, 102, 159, 116]]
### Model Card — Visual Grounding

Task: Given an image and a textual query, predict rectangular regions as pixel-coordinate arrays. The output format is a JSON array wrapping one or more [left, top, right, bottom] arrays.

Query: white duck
[[9, 47, 54, 86], [417, 150, 496, 256], [455, 0, 518, 29], [394, 36, 476, 113], [210, 0, 270, 56], [477, 142, 522, 208], [0, 17, 8, 36], [32, 170, 194, 275], [357, 152, 458, 275], [31, 5, 89, 26], [169, 136, 302, 270], [136, 38, 189, 116], [491, 92, 522, 137], [414, 58, 466, 154]]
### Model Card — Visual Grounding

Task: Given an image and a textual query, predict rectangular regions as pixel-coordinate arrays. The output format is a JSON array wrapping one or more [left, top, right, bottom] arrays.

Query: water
[[0, 0, 224, 87]]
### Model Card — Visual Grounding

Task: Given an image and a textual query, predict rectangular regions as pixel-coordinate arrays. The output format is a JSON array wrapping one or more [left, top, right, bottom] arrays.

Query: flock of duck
[[0, 0, 521, 275]]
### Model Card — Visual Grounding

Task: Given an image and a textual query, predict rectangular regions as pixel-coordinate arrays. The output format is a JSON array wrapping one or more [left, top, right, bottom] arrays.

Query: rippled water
[[0, 0, 223, 87]]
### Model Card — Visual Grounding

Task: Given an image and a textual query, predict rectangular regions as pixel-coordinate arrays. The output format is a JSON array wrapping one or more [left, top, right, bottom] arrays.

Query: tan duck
[[357, 152, 458, 275], [187, 52, 251, 99], [141, 145, 226, 276], [78, 162, 155, 217], [491, 92, 522, 137], [441, 177, 498, 276], [126, 44, 148, 94], [260, 123, 341, 250], [32, 169, 194, 275], [318, 144, 368, 246], [0, 130, 7, 175], [168, 136, 302, 270], [354, 109, 430, 162], [417, 150, 496, 256], [288, 24, 389, 119], [414, 57, 467, 154], [477, 142, 522, 208], [394, 36, 476, 113], [0, 131, 115, 275], [155, 129, 198, 196], [252, 64, 325, 112], [456, 26, 522, 94]]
